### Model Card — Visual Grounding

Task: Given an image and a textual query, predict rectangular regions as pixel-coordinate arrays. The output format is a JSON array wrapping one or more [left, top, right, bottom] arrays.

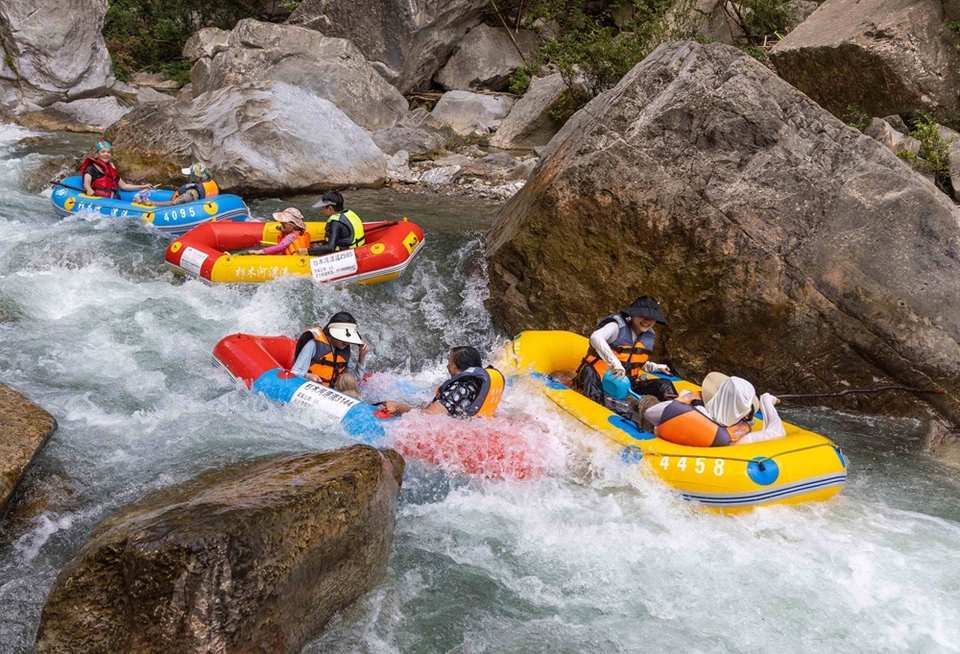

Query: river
[[1, 122, 959, 653]]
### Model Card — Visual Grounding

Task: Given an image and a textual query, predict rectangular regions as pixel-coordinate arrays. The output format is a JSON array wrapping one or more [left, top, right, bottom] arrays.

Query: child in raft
[[248, 208, 309, 255]]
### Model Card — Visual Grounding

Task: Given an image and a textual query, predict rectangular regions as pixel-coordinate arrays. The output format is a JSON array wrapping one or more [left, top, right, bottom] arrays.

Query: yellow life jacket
[[327, 209, 365, 250]]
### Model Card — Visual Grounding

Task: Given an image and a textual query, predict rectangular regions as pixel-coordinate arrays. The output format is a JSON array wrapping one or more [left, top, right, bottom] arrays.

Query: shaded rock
[[420, 165, 462, 185], [372, 125, 446, 156], [462, 151, 521, 182], [20, 155, 81, 194], [182, 27, 230, 62], [400, 106, 445, 130], [898, 134, 922, 156], [864, 117, 905, 153], [486, 41, 960, 425], [769, 0, 960, 120], [108, 81, 388, 195], [1, 383, 58, 519], [669, 0, 744, 45], [0, 0, 114, 116], [286, 0, 489, 93], [47, 97, 129, 130], [134, 87, 176, 105], [490, 73, 569, 150], [882, 113, 909, 133], [431, 90, 514, 135], [435, 24, 538, 91], [190, 19, 407, 131], [34, 445, 404, 654]]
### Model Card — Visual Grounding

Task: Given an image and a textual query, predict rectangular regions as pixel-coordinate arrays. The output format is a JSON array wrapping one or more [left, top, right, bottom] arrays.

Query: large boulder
[[286, 0, 489, 93], [188, 19, 407, 132], [14, 96, 132, 133], [490, 73, 569, 150], [0, 0, 114, 116], [34, 445, 404, 654], [372, 125, 447, 155], [108, 81, 388, 195], [1, 383, 57, 519], [769, 0, 960, 120], [435, 24, 539, 91], [431, 90, 514, 135], [486, 40, 960, 425]]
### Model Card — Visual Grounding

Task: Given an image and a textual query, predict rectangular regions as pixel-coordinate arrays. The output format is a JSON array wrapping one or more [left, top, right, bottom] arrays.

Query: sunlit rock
[[1, 383, 58, 518], [34, 445, 404, 654], [486, 40, 960, 425], [431, 90, 514, 135], [490, 73, 569, 150], [435, 24, 538, 91]]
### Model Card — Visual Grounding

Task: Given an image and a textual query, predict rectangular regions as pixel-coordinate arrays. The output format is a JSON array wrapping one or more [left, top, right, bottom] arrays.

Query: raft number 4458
[[658, 456, 725, 476]]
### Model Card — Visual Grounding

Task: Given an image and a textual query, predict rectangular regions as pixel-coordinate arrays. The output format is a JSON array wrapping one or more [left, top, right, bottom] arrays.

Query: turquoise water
[[1, 123, 959, 653]]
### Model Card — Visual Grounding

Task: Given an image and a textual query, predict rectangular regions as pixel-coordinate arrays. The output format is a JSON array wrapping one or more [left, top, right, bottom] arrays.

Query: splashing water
[[1, 127, 960, 654]]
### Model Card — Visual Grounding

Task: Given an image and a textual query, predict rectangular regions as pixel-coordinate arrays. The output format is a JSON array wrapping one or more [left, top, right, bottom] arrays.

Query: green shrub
[[899, 112, 954, 197], [740, 45, 768, 62], [509, 64, 540, 96], [842, 104, 870, 132]]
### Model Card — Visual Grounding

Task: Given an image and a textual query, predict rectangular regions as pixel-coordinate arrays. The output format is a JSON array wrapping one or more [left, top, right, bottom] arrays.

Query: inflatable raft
[[166, 219, 425, 284], [51, 176, 249, 236], [507, 331, 847, 512]]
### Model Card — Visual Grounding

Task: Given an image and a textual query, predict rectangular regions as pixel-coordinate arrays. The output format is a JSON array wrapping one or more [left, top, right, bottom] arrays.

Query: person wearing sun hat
[[142, 161, 220, 207], [80, 140, 152, 198], [574, 295, 677, 414], [290, 311, 371, 398], [249, 208, 310, 255], [641, 372, 786, 447]]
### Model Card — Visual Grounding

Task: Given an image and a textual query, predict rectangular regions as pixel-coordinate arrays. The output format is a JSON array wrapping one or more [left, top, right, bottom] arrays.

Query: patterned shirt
[[435, 377, 482, 417], [173, 187, 201, 205]]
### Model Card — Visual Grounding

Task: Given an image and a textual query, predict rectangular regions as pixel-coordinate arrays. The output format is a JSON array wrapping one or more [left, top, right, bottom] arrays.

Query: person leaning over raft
[[80, 141, 152, 198], [574, 296, 677, 414], [637, 372, 786, 446], [383, 346, 505, 418], [298, 191, 365, 256], [248, 208, 309, 255], [142, 162, 220, 207], [290, 312, 370, 398]]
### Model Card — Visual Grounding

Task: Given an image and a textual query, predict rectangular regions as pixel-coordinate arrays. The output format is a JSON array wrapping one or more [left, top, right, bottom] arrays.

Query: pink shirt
[[259, 232, 297, 255]]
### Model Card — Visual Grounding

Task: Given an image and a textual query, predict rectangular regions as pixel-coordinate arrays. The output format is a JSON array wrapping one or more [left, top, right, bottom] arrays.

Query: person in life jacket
[[642, 372, 786, 447], [299, 191, 365, 256], [290, 311, 370, 398], [143, 162, 220, 207], [80, 141, 152, 199], [383, 346, 505, 418], [574, 296, 678, 414], [249, 208, 310, 255]]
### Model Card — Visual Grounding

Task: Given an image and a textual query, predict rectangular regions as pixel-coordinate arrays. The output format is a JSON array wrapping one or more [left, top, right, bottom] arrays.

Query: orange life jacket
[[579, 314, 654, 381], [295, 328, 350, 388], [172, 179, 220, 201], [284, 232, 311, 256], [434, 366, 505, 418], [654, 394, 751, 447]]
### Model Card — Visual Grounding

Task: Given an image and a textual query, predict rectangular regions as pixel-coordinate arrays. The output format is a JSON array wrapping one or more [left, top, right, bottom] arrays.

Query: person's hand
[[297, 248, 309, 255], [383, 400, 404, 414], [306, 373, 321, 383], [250, 249, 262, 255], [610, 367, 627, 380], [358, 342, 371, 364], [760, 392, 780, 405], [652, 364, 670, 374]]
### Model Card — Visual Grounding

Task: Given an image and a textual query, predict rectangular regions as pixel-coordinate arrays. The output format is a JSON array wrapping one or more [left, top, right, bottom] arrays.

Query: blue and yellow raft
[[507, 331, 847, 512], [50, 175, 249, 236]]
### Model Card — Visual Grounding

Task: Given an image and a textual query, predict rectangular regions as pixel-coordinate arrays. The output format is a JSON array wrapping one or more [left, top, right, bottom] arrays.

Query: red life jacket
[[79, 158, 120, 198]]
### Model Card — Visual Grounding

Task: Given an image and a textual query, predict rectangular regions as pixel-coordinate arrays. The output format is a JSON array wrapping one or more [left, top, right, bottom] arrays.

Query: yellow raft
[[507, 331, 847, 512]]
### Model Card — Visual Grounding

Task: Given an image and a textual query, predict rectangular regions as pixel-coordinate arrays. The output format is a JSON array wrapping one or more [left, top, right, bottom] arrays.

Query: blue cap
[[95, 141, 112, 151]]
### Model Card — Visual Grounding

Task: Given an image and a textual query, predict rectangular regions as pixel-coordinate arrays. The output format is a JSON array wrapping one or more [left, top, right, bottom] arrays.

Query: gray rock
[[129, 72, 179, 91], [667, 0, 744, 45], [286, 0, 489, 93], [1, 383, 57, 519], [400, 106, 446, 130], [431, 90, 514, 135], [462, 151, 521, 182], [134, 87, 176, 105], [109, 81, 388, 194], [372, 125, 447, 155], [882, 114, 910, 133], [864, 117, 905, 153], [190, 19, 407, 131], [34, 445, 404, 654], [435, 24, 539, 91], [0, 0, 114, 116], [182, 27, 230, 61], [491, 73, 569, 150], [420, 165, 462, 185], [897, 135, 922, 156], [387, 150, 420, 183], [48, 97, 131, 130], [486, 41, 960, 426], [936, 124, 960, 196], [770, 0, 960, 119]]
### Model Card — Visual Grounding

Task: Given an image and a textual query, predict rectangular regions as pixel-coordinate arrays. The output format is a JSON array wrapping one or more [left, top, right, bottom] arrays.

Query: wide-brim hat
[[327, 322, 364, 345], [621, 295, 667, 324], [701, 372, 760, 413], [273, 208, 306, 230]]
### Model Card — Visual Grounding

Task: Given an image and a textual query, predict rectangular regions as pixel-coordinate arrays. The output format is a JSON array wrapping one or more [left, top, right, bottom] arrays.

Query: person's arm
[[252, 232, 296, 255], [735, 394, 785, 445], [291, 340, 316, 377], [642, 360, 670, 374], [347, 343, 370, 378], [590, 322, 624, 376], [118, 178, 150, 191], [382, 399, 448, 416], [303, 221, 347, 256], [143, 187, 199, 208], [83, 172, 94, 195]]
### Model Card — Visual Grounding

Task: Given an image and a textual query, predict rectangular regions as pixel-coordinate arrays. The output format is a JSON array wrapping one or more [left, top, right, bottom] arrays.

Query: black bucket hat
[[620, 295, 667, 325]]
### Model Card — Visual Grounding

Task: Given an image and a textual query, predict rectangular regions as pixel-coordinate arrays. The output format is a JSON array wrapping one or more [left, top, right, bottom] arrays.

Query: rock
[[190, 19, 407, 131], [400, 106, 445, 130], [386, 150, 420, 183], [898, 135, 922, 156], [668, 0, 744, 45], [372, 125, 447, 156], [485, 41, 960, 426], [0, 0, 114, 116], [128, 72, 180, 92], [435, 24, 538, 91], [462, 151, 521, 183], [134, 87, 176, 105], [20, 155, 82, 194], [51, 97, 130, 130], [864, 117, 905, 153], [1, 383, 58, 518], [936, 124, 960, 195], [882, 114, 910, 133], [286, 0, 489, 93], [182, 27, 230, 62], [420, 164, 462, 185], [769, 0, 960, 120], [490, 73, 569, 150], [34, 445, 404, 654], [177, 83, 194, 103], [431, 90, 514, 135], [786, 0, 821, 25], [108, 81, 388, 195]]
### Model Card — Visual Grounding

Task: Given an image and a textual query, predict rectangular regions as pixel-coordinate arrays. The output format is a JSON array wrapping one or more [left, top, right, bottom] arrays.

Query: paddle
[[775, 386, 946, 400], [50, 180, 88, 194]]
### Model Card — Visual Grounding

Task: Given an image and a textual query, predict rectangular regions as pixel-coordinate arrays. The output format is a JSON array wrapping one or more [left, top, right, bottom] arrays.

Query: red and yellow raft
[[165, 219, 425, 284]]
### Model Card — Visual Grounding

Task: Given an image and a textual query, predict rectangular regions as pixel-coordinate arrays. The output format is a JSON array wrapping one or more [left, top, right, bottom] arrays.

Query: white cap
[[327, 322, 364, 345]]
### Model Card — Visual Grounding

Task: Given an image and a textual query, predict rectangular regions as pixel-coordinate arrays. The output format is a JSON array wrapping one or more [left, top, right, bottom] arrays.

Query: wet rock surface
[[0, 383, 58, 519]]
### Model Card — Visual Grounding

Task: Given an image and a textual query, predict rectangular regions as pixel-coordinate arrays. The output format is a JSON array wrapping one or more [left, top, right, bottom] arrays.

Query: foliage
[[842, 104, 870, 132], [509, 64, 540, 96], [899, 112, 955, 197], [103, 0, 289, 85], [949, 20, 960, 35], [726, 0, 793, 45], [739, 45, 768, 62]]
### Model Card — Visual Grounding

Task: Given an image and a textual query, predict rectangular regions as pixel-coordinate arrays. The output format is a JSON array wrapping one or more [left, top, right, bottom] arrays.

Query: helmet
[[95, 141, 112, 151], [181, 162, 211, 181]]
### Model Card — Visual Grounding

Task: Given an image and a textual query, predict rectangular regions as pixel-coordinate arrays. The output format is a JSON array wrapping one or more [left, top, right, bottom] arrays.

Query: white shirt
[[589, 322, 666, 374]]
